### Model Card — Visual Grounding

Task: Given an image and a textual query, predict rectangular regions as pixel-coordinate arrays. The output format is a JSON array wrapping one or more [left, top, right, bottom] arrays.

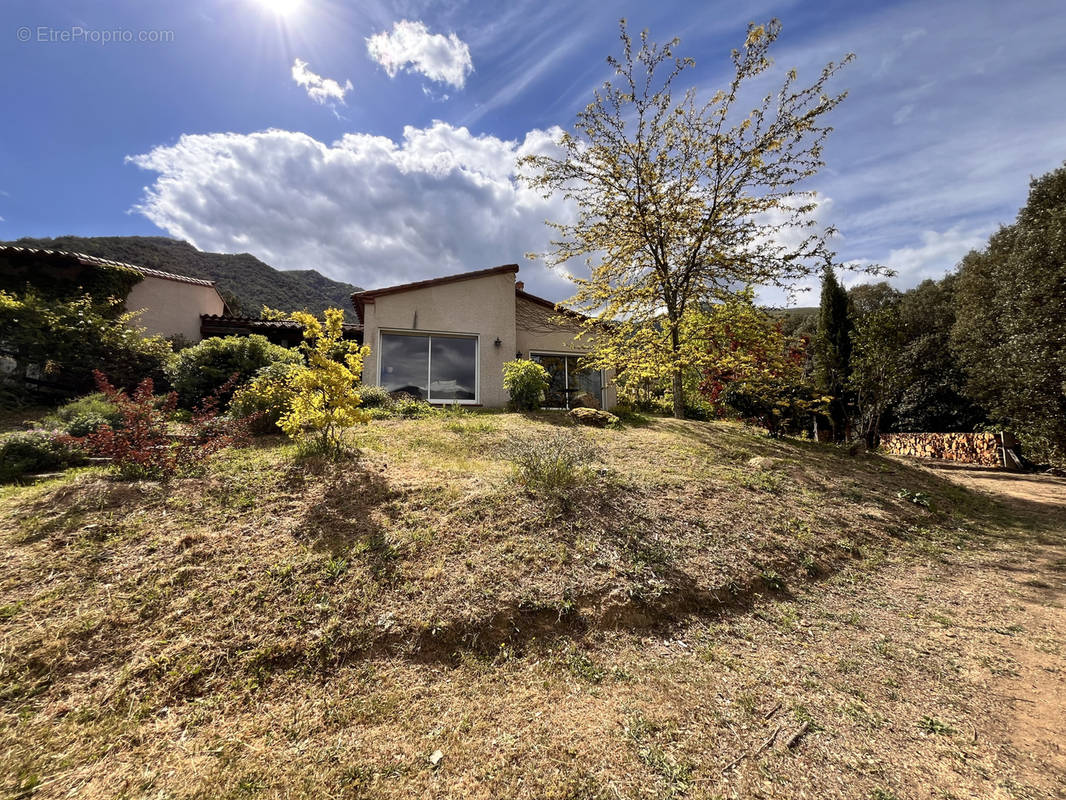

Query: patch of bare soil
[[912, 460, 1066, 796], [918, 460, 1066, 520]]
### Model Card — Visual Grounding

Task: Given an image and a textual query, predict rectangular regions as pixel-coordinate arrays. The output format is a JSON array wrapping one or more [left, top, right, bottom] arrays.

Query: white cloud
[[126, 123, 576, 299], [366, 20, 473, 89], [882, 226, 990, 283], [291, 58, 353, 105], [892, 104, 914, 125]]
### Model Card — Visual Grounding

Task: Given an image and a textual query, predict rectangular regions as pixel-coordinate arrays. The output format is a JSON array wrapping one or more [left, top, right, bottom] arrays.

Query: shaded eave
[[200, 314, 363, 338], [350, 264, 519, 323]]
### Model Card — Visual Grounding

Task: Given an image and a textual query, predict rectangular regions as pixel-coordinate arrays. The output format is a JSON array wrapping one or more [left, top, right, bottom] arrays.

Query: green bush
[[357, 384, 393, 409], [0, 430, 86, 483], [0, 290, 173, 401], [505, 428, 602, 493], [646, 396, 713, 421], [391, 393, 435, 418], [170, 335, 300, 408], [229, 361, 300, 434], [43, 393, 124, 436], [503, 359, 551, 411]]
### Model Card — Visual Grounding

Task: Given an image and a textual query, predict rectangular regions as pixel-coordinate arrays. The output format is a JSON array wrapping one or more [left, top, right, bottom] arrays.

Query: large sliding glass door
[[379, 332, 478, 403], [530, 353, 603, 409]]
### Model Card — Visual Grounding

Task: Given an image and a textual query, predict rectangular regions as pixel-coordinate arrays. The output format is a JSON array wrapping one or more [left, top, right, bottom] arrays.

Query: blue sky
[[2, 0, 1064, 303]]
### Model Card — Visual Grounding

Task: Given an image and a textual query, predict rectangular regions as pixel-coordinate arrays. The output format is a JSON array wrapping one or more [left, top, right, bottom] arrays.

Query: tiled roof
[[0, 244, 218, 287], [200, 314, 362, 332], [516, 288, 590, 321]]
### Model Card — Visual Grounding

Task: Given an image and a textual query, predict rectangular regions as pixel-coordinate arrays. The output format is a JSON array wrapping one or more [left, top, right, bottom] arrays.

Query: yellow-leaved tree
[[273, 308, 369, 456], [519, 20, 857, 418]]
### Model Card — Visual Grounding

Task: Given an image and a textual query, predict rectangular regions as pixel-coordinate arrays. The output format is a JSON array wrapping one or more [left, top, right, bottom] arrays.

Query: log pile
[[878, 432, 1013, 467]]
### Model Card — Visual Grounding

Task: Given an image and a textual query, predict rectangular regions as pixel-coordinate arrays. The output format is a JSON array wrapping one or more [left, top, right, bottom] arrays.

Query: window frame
[[528, 351, 604, 410], [377, 328, 481, 405]]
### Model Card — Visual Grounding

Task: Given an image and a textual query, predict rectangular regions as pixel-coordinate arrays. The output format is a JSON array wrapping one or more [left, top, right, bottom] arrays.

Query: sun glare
[[254, 0, 303, 17]]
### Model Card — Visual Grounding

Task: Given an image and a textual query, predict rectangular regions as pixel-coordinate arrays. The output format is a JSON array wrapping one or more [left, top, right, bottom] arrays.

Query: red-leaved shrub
[[63, 370, 248, 480]]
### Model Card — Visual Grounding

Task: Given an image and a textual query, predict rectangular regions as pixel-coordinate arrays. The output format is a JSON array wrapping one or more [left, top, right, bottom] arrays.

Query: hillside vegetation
[[5, 236, 362, 317], [1, 414, 1063, 798]]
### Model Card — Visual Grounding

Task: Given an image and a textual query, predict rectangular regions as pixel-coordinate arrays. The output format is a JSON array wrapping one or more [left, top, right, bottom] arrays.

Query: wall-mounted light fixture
[[494, 337, 502, 347]]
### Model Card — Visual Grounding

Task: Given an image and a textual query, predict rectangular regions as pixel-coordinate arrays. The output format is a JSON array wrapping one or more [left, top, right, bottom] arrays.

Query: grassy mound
[[0, 414, 1029, 798]]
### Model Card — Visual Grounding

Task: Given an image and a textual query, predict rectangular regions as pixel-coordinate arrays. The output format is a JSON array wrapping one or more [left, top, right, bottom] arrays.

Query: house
[[352, 264, 616, 410], [0, 245, 226, 341]]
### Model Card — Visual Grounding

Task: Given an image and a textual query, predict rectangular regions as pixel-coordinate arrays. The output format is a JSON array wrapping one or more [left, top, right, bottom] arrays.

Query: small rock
[[746, 456, 776, 470], [429, 749, 443, 767], [568, 407, 618, 428]]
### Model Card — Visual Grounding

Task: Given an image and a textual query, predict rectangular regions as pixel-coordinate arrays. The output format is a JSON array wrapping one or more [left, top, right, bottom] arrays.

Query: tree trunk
[[671, 368, 685, 419], [864, 409, 881, 449], [669, 320, 685, 419]]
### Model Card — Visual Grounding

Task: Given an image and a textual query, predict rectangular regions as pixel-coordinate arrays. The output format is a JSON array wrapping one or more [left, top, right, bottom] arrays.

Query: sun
[[253, 0, 304, 17]]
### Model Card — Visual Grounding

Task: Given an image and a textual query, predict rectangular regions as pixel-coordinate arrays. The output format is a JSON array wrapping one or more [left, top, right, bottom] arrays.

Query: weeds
[[505, 428, 602, 494], [898, 489, 932, 508], [918, 716, 956, 736], [565, 648, 608, 684], [625, 712, 693, 798], [759, 569, 785, 591]]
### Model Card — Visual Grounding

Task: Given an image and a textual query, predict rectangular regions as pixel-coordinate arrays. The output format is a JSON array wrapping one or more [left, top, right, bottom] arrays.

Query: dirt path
[[920, 460, 1066, 520], [919, 461, 1066, 797]]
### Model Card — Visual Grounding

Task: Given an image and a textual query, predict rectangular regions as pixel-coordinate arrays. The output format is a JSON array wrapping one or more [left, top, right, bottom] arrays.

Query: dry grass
[[1, 413, 1063, 799]]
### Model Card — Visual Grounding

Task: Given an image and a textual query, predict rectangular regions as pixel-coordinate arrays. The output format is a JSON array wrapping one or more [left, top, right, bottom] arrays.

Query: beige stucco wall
[[125, 275, 225, 342], [360, 271, 518, 407], [515, 297, 617, 410]]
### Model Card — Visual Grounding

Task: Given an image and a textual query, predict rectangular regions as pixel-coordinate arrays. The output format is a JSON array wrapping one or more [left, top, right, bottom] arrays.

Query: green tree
[[277, 309, 370, 457], [519, 20, 853, 418], [813, 265, 852, 440], [893, 277, 984, 432], [951, 164, 1066, 465], [847, 285, 906, 447]]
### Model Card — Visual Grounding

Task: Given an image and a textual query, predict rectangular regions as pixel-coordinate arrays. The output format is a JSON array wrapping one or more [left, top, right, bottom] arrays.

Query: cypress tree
[[814, 265, 852, 440]]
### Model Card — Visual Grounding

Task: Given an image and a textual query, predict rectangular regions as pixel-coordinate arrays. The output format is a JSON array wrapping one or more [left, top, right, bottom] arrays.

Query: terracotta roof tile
[[0, 244, 218, 287], [200, 314, 362, 332]]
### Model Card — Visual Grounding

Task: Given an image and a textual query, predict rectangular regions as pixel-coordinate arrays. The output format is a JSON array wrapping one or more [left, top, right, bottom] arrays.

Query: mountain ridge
[[4, 235, 363, 317]]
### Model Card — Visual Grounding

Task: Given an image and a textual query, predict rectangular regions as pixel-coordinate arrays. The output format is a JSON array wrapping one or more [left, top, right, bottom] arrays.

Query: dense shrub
[[66, 371, 247, 480], [0, 290, 173, 402], [503, 359, 551, 411], [357, 384, 392, 409], [0, 430, 86, 483], [643, 397, 713, 421], [170, 335, 300, 408], [43, 393, 124, 436], [230, 362, 300, 434], [391, 393, 435, 419], [505, 428, 602, 493]]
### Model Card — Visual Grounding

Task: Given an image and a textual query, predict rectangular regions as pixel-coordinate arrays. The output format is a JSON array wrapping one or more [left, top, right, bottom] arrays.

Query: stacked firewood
[[878, 432, 1010, 467]]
